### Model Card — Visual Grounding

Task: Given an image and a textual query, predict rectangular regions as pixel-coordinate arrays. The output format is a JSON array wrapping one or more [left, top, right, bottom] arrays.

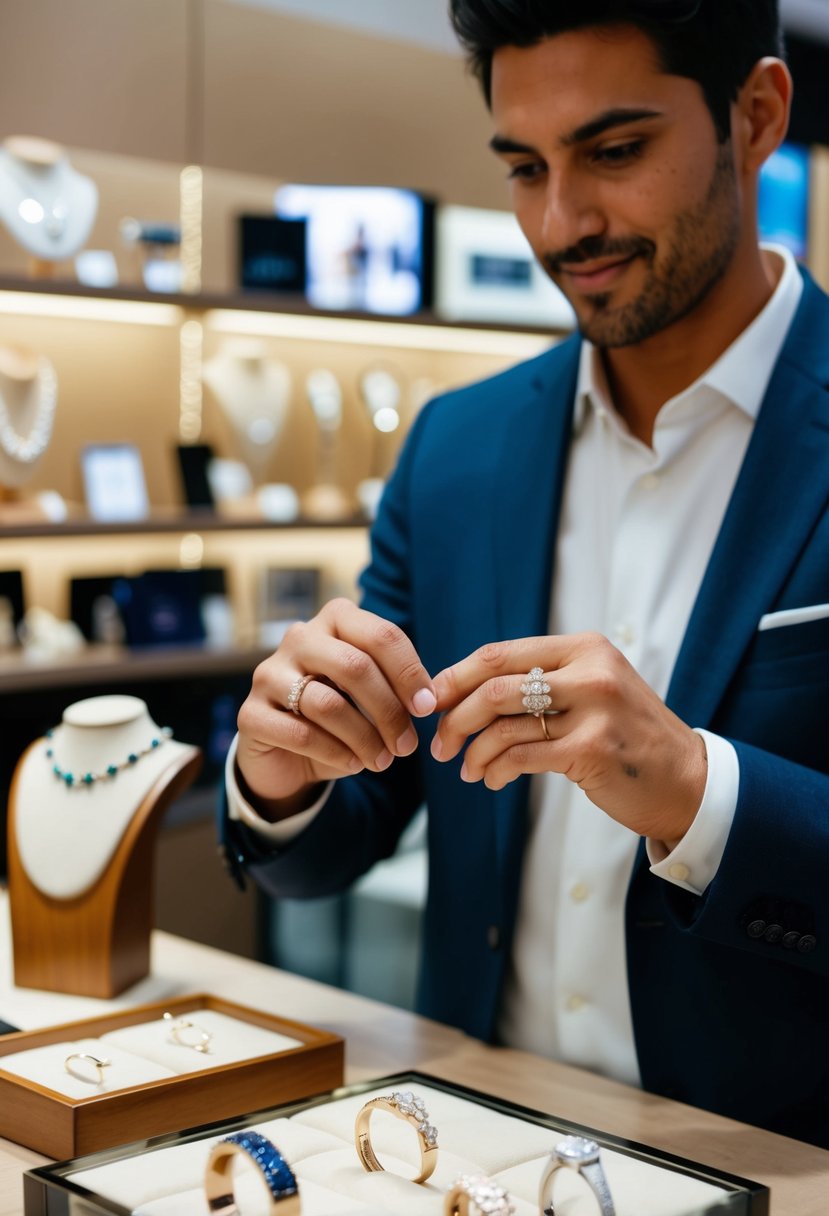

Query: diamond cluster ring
[[444, 1173, 516, 1214], [355, 1089, 439, 1183], [521, 666, 551, 715], [539, 1135, 616, 1215]]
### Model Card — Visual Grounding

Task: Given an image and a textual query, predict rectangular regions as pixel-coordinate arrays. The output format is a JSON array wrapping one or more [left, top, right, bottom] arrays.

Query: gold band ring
[[64, 1052, 111, 1085], [163, 1010, 212, 1053], [445, 1174, 516, 1215], [355, 1090, 438, 1184], [540, 713, 550, 741], [286, 673, 315, 716], [205, 1132, 299, 1215]]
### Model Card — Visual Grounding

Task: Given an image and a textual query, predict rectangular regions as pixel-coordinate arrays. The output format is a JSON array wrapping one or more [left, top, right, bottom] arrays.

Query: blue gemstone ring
[[205, 1132, 300, 1214]]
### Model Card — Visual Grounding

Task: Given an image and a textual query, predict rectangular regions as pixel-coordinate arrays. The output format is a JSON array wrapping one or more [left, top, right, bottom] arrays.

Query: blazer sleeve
[[224, 397, 439, 902], [658, 740, 829, 975]]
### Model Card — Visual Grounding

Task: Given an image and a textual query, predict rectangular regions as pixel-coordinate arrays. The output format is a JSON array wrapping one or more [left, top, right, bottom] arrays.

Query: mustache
[[544, 235, 656, 276]]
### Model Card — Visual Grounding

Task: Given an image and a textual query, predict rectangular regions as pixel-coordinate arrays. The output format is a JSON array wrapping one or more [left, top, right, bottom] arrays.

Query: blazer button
[[782, 931, 800, 950], [487, 925, 501, 951], [797, 934, 817, 954], [746, 919, 766, 939], [763, 923, 784, 944]]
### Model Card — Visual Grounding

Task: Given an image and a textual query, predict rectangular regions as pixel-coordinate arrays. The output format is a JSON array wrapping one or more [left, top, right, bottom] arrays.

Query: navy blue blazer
[[230, 272, 829, 1146]]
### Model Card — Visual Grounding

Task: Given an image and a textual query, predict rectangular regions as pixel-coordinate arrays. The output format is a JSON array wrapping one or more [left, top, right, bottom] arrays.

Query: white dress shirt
[[227, 247, 803, 1084], [496, 247, 802, 1082]]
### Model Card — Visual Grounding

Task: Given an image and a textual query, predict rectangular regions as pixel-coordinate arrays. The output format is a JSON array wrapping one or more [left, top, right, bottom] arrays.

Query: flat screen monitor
[[434, 204, 575, 329], [758, 142, 810, 260], [274, 184, 434, 315]]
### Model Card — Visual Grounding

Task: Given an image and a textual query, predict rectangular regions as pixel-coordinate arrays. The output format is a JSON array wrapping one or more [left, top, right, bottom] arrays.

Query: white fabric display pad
[[62, 1083, 736, 1216], [0, 1013, 302, 1098], [13, 696, 192, 900]]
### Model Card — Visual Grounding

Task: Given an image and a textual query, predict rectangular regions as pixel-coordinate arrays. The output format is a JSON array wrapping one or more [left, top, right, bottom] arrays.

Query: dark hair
[[448, 0, 783, 140]]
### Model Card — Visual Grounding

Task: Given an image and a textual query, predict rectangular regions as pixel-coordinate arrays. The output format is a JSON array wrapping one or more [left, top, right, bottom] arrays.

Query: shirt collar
[[574, 244, 804, 432]]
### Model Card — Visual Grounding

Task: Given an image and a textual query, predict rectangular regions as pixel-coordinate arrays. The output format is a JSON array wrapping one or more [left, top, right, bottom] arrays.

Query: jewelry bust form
[[7, 694, 202, 996], [203, 340, 292, 488], [0, 343, 58, 489], [0, 136, 98, 264]]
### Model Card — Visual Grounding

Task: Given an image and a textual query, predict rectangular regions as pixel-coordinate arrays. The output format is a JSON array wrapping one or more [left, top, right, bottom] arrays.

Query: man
[[224, 0, 829, 1146]]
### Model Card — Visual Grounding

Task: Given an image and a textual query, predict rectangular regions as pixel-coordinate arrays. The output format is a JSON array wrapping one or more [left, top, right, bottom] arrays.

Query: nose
[[540, 171, 607, 253]]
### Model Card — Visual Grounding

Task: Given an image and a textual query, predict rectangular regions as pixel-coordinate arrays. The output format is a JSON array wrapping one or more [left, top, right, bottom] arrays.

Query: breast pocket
[[740, 614, 829, 691]]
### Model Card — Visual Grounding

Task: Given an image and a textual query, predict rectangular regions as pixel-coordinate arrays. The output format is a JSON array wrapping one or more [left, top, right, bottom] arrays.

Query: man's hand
[[235, 598, 436, 822], [430, 633, 707, 847]]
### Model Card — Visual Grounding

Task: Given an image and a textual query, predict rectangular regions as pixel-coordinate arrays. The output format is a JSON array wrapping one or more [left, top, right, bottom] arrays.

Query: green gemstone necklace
[[45, 725, 173, 788]]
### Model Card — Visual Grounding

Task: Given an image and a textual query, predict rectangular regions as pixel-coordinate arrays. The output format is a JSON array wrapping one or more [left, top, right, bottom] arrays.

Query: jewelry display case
[[22, 1071, 769, 1216], [0, 993, 343, 1160]]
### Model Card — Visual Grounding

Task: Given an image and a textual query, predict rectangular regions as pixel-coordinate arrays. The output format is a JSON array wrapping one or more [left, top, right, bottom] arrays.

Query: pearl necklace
[[0, 357, 58, 464], [45, 725, 173, 788]]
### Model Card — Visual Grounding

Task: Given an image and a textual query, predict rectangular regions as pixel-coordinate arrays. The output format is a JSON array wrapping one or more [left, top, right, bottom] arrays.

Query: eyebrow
[[489, 107, 664, 155]]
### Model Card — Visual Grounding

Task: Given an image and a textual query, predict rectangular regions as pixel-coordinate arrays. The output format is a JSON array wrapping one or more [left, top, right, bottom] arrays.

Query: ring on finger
[[539, 714, 550, 741], [520, 666, 551, 716], [287, 674, 316, 716]]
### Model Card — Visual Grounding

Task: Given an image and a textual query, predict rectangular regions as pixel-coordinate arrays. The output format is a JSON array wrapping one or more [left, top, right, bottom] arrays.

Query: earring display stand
[[6, 696, 202, 999]]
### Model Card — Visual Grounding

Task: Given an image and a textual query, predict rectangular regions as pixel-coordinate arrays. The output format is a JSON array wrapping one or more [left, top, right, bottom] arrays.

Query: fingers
[[458, 711, 567, 790], [320, 599, 436, 717], [431, 669, 556, 761]]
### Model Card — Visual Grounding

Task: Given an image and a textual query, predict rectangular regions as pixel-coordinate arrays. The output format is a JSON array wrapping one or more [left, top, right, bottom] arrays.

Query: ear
[[732, 57, 793, 175]]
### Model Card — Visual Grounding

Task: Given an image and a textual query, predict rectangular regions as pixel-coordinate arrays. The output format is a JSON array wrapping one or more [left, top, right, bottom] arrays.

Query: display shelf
[[0, 273, 559, 339], [0, 643, 272, 695], [0, 512, 368, 540]]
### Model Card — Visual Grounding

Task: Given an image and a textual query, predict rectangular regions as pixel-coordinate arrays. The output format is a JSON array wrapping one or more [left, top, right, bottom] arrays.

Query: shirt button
[[615, 624, 637, 647], [565, 994, 588, 1012], [668, 862, 691, 882], [570, 882, 591, 903], [641, 473, 661, 491]]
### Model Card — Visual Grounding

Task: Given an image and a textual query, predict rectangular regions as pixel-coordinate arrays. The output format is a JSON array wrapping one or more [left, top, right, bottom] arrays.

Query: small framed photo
[[81, 444, 150, 523]]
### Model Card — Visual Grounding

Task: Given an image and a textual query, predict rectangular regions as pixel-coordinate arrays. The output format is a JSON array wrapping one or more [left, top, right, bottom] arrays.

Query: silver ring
[[286, 673, 315, 716], [539, 1136, 615, 1216], [64, 1052, 111, 1085], [520, 666, 551, 716]]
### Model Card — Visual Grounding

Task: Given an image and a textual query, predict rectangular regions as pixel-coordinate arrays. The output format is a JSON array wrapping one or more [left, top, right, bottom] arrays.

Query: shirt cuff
[[224, 733, 334, 845], [647, 729, 739, 896]]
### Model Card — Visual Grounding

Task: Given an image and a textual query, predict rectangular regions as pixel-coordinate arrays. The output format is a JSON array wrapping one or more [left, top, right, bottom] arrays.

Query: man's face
[[490, 26, 743, 347]]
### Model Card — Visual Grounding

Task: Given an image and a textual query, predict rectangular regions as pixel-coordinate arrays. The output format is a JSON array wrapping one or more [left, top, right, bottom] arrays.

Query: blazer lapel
[[667, 279, 829, 726]]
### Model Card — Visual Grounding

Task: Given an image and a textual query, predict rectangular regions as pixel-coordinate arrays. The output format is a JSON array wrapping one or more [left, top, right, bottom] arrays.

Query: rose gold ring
[[286, 674, 315, 716], [354, 1090, 438, 1184]]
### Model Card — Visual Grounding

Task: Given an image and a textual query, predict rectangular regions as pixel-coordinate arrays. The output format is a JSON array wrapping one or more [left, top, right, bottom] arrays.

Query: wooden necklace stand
[[7, 741, 202, 998]]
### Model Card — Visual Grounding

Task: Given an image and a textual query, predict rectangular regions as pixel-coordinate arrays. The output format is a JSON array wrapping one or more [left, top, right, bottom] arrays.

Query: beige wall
[[0, 0, 505, 210]]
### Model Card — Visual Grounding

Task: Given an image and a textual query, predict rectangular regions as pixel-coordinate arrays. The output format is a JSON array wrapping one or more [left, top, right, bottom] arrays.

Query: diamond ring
[[286, 673, 315, 716], [205, 1132, 299, 1214], [521, 666, 551, 716], [355, 1089, 439, 1184], [539, 1135, 616, 1215], [445, 1173, 516, 1214]]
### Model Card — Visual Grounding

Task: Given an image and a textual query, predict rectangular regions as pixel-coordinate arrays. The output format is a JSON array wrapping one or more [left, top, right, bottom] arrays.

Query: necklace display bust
[[7, 695, 202, 997], [203, 340, 292, 487], [0, 135, 98, 263], [0, 343, 58, 488]]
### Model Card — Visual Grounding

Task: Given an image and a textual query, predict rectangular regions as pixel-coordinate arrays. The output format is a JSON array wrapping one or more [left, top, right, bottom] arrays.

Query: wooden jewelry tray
[[0, 992, 343, 1159]]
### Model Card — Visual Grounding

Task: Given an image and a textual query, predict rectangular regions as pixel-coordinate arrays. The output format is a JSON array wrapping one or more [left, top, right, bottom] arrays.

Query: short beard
[[544, 142, 741, 349]]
